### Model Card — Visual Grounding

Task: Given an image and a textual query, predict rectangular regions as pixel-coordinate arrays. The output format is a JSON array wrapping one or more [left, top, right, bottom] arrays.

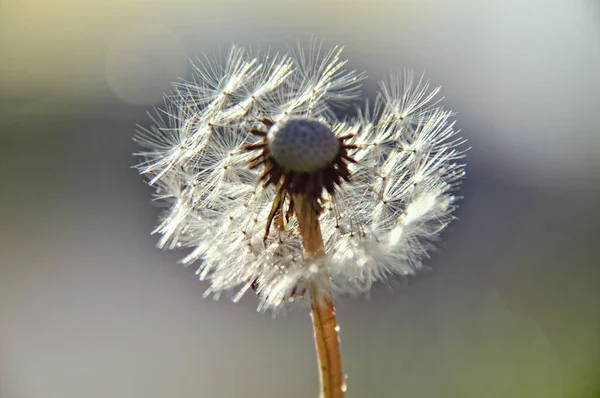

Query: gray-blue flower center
[[267, 118, 340, 173]]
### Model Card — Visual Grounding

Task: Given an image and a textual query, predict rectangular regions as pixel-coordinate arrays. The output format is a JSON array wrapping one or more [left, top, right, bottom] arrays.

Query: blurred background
[[1, 0, 599, 397]]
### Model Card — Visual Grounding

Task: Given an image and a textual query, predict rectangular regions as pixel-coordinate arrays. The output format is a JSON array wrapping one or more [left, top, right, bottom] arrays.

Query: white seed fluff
[[134, 41, 467, 310], [268, 118, 340, 172]]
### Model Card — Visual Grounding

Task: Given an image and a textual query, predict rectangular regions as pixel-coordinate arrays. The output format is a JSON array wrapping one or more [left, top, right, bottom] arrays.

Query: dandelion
[[134, 40, 467, 398]]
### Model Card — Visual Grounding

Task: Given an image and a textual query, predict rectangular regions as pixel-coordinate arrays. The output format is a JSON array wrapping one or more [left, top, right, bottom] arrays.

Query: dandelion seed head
[[134, 39, 467, 311]]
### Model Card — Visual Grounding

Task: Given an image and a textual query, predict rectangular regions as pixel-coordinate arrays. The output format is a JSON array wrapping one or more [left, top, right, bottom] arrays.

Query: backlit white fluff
[[134, 41, 467, 310]]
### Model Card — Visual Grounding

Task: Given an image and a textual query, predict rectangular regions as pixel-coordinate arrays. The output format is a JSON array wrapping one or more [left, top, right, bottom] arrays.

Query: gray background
[[1, 0, 599, 397]]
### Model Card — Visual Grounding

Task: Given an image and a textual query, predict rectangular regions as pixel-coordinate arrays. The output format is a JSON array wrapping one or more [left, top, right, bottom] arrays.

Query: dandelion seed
[[134, 40, 467, 398]]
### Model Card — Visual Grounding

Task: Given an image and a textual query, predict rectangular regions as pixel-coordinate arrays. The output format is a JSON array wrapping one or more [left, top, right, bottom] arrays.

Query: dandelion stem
[[310, 286, 344, 398], [293, 195, 344, 398]]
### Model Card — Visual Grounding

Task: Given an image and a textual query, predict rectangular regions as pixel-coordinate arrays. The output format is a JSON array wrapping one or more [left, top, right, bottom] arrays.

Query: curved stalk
[[294, 195, 345, 398]]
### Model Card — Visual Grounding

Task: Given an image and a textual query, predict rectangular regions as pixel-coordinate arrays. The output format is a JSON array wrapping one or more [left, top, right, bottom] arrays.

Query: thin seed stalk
[[293, 195, 344, 398]]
